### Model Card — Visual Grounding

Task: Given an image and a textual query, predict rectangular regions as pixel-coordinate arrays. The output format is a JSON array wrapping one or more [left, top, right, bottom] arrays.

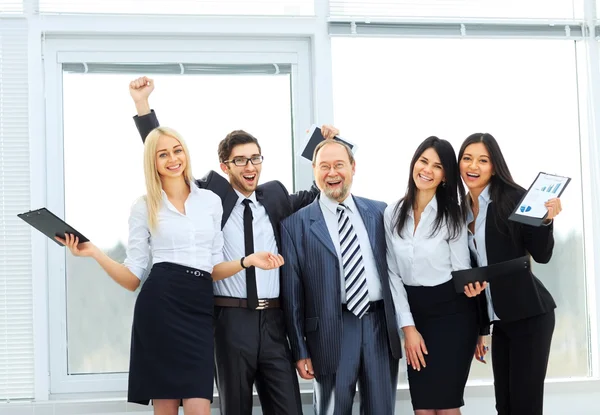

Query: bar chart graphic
[[540, 183, 561, 193]]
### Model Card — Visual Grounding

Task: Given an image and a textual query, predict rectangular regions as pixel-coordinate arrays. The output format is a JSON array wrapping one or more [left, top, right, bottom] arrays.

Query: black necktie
[[242, 199, 259, 309]]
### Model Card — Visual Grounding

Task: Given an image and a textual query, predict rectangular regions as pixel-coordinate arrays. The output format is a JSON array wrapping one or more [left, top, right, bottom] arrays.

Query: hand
[[129, 76, 154, 103], [296, 358, 314, 380], [544, 198, 562, 222], [402, 326, 428, 371], [464, 281, 488, 297], [320, 124, 340, 140], [245, 252, 285, 270], [474, 335, 489, 364], [55, 233, 98, 258]]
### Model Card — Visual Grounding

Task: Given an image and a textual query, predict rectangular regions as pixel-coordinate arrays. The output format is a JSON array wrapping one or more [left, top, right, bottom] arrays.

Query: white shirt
[[124, 183, 224, 279], [466, 184, 500, 321], [319, 192, 383, 303], [384, 197, 471, 328], [213, 190, 280, 299]]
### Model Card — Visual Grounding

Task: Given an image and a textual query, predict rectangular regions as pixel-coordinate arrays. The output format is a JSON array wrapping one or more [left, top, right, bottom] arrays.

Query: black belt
[[342, 300, 384, 313], [214, 296, 280, 310], [154, 262, 211, 279]]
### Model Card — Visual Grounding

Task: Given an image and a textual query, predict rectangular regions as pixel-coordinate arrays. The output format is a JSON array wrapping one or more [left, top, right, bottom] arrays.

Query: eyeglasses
[[224, 155, 264, 167]]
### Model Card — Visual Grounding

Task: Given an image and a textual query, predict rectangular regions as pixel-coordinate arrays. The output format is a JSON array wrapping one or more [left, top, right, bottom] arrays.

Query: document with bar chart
[[509, 172, 571, 226]]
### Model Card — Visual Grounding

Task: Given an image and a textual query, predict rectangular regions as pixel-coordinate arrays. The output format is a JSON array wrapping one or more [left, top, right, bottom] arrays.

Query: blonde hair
[[143, 127, 194, 231]]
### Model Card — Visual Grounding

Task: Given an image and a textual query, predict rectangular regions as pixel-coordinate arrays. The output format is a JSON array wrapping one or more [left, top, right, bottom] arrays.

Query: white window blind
[[38, 0, 313, 16], [62, 63, 292, 75], [0, 0, 23, 14], [329, 0, 581, 20], [0, 19, 33, 401]]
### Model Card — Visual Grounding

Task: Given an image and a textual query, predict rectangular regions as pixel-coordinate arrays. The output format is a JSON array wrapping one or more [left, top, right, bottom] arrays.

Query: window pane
[[332, 37, 589, 380], [63, 72, 292, 374], [329, 0, 582, 19], [40, 0, 313, 16]]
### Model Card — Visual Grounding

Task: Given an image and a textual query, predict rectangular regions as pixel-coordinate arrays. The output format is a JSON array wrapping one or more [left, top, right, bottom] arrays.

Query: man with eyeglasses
[[128, 76, 339, 415]]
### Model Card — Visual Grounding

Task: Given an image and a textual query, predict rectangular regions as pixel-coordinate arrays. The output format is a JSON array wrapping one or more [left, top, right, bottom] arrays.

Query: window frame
[[41, 35, 315, 394]]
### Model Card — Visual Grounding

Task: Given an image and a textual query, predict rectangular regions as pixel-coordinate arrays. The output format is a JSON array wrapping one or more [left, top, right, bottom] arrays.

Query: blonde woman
[[57, 127, 284, 415]]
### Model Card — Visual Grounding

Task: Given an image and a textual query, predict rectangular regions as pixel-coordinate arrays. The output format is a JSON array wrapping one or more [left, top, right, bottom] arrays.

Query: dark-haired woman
[[459, 133, 562, 415], [385, 136, 483, 415]]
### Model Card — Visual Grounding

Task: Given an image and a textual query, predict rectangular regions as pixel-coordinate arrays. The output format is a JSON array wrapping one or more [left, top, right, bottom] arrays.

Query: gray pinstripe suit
[[281, 195, 402, 415]]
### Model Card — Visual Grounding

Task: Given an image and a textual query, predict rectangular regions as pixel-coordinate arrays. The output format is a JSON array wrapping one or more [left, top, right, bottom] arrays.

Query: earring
[[442, 181, 446, 187]]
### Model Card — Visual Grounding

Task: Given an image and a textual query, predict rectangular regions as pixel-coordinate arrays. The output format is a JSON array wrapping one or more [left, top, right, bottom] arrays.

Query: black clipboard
[[300, 124, 357, 162], [451, 256, 530, 294], [508, 172, 571, 227], [17, 207, 89, 247]]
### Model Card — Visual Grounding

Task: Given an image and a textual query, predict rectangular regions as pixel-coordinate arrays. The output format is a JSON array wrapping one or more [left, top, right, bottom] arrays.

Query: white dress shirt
[[212, 189, 280, 299], [384, 197, 471, 328], [466, 184, 499, 321], [319, 192, 383, 303], [124, 183, 224, 280]]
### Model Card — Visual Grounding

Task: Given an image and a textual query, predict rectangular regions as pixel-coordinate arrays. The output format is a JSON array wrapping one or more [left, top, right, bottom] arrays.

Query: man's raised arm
[[287, 124, 340, 212], [129, 76, 159, 143]]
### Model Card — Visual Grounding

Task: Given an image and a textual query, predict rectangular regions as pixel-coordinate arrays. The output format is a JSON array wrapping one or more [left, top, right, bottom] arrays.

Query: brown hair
[[217, 130, 262, 162]]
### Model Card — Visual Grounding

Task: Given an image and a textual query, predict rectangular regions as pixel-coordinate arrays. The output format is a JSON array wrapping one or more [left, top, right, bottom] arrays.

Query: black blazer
[[479, 188, 556, 324], [133, 110, 319, 250]]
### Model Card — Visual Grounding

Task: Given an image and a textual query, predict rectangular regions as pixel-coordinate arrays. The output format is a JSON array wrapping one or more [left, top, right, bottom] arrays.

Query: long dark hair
[[458, 133, 524, 240], [393, 136, 466, 240]]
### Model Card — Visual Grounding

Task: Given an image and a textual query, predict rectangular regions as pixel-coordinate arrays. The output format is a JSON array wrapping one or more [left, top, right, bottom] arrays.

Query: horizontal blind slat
[[0, 0, 23, 15], [328, 0, 580, 20], [38, 0, 314, 16]]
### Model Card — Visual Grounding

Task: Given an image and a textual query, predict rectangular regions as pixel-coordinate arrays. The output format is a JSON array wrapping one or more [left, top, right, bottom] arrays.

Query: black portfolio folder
[[18, 207, 89, 247], [300, 125, 356, 162], [451, 256, 530, 294]]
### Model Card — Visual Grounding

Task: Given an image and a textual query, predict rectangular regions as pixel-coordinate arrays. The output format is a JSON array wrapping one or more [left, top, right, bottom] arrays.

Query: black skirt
[[127, 262, 214, 405], [404, 280, 479, 410]]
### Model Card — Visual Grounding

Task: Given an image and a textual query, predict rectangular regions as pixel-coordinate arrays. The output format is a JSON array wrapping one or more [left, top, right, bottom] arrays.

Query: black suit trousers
[[491, 311, 555, 415], [213, 306, 302, 415]]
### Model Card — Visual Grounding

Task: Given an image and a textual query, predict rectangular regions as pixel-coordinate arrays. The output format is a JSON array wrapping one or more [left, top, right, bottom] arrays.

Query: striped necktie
[[337, 203, 369, 318]]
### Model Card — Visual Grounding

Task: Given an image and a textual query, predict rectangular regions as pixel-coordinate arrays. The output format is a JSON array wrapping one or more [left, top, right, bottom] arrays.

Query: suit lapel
[[221, 187, 239, 228], [200, 171, 239, 229], [353, 196, 377, 249], [354, 196, 386, 279], [484, 203, 496, 263], [255, 187, 283, 250], [309, 199, 338, 259]]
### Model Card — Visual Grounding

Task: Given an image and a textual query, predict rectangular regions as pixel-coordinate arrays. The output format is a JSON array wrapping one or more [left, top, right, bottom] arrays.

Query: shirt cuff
[[542, 219, 553, 226], [132, 109, 154, 120], [124, 263, 145, 280], [398, 312, 415, 328]]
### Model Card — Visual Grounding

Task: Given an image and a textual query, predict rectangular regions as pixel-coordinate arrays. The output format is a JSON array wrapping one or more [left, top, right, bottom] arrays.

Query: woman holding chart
[[459, 132, 562, 415], [57, 126, 284, 415]]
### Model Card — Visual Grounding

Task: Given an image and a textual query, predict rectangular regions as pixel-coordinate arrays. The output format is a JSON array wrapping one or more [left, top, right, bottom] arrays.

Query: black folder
[[17, 207, 89, 247], [451, 256, 530, 294], [300, 125, 356, 162]]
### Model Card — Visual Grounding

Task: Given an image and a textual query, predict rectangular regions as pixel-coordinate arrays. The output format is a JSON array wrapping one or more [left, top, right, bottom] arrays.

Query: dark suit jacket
[[481, 188, 556, 323], [133, 110, 319, 250], [280, 195, 402, 377]]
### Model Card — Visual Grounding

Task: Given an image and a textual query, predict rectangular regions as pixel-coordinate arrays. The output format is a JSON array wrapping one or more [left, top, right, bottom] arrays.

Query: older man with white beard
[[280, 139, 402, 415]]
